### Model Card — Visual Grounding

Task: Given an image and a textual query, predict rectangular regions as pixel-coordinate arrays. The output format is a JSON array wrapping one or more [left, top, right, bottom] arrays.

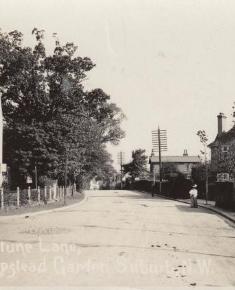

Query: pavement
[[0, 190, 235, 288], [178, 198, 235, 224], [152, 193, 235, 224]]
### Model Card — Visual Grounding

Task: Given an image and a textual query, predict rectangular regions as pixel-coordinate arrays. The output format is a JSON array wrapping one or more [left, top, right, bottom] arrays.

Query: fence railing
[[0, 185, 76, 210]]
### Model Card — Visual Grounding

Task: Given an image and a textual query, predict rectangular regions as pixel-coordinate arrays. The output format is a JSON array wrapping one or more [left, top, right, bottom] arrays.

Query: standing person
[[189, 184, 198, 208]]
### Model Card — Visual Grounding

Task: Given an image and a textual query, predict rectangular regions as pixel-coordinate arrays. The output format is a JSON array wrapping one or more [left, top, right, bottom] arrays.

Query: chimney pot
[[217, 113, 227, 135]]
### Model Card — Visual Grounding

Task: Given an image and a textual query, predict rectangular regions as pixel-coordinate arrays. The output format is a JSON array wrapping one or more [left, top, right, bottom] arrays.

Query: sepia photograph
[[0, 0, 235, 288]]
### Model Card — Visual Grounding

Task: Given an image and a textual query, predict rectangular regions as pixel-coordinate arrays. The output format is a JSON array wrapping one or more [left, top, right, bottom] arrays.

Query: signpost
[[217, 173, 231, 182], [152, 127, 167, 195], [26, 176, 33, 184]]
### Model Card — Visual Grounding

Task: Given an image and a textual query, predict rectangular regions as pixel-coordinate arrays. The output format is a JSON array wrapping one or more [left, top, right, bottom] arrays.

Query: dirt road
[[0, 190, 234, 288]]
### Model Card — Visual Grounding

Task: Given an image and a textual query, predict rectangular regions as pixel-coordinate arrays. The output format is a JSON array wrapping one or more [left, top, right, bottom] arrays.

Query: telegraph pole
[[64, 146, 68, 205], [0, 97, 2, 189], [204, 143, 208, 204], [117, 151, 125, 190], [35, 162, 38, 190], [152, 127, 167, 195], [158, 127, 162, 194]]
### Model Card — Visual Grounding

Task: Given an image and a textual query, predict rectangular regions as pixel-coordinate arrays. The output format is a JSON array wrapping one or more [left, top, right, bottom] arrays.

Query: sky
[[1, 0, 235, 169]]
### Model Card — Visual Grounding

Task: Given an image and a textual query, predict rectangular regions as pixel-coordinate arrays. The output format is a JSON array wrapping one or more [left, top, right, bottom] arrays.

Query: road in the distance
[[0, 190, 235, 288]]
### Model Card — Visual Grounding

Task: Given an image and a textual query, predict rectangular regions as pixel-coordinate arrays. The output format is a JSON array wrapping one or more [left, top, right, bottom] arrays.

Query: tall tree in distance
[[123, 149, 148, 182], [197, 130, 209, 203]]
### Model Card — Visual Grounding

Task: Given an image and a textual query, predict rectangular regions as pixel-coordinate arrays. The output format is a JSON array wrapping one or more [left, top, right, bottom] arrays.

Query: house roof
[[208, 126, 235, 147], [149, 155, 201, 164]]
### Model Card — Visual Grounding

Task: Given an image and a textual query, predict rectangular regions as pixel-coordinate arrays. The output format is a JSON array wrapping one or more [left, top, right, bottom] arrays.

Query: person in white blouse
[[189, 184, 198, 208]]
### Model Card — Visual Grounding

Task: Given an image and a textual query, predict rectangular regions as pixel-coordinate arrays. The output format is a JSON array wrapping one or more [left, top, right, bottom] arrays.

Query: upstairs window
[[221, 145, 230, 158], [222, 145, 229, 153]]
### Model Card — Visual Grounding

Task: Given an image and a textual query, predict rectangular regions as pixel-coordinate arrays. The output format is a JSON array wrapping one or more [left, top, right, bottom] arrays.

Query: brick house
[[149, 150, 201, 180], [208, 113, 235, 181]]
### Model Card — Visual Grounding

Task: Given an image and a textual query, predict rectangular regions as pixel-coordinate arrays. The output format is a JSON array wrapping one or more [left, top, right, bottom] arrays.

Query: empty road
[[0, 190, 235, 288]]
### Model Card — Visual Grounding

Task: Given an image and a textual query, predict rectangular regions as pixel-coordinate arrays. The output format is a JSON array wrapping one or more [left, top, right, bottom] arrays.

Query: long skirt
[[190, 196, 198, 208]]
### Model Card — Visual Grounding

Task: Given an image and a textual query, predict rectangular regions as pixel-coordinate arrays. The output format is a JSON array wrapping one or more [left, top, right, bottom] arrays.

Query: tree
[[123, 149, 148, 182], [197, 130, 209, 203], [0, 29, 125, 187]]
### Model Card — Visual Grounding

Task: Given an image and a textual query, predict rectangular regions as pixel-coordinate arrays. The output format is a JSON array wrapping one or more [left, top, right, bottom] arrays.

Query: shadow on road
[[175, 204, 213, 214], [89, 191, 167, 199], [116, 195, 174, 203]]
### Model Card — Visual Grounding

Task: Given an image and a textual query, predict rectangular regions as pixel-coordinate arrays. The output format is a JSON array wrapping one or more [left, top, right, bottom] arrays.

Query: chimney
[[183, 149, 188, 156], [217, 113, 227, 135]]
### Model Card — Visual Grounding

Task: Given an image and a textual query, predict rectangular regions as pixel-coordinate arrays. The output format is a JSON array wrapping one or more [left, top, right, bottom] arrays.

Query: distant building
[[89, 177, 102, 190], [149, 150, 201, 179], [208, 113, 235, 181]]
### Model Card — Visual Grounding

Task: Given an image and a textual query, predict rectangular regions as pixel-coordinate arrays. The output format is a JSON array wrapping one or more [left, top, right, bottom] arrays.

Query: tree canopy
[[123, 149, 148, 181], [0, 28, 125, 187]]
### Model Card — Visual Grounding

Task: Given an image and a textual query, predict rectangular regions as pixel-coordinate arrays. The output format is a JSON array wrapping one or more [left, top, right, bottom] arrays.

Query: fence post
[[28, 186, 31, 204], [44, 186, 47, 201], [72, 183, 76, 197], [53, 186, 57, 200], [59, 187, 61, 200], [38, 186, 40, 204], [61, 187, 63, 200], [1, 188, 4, 210], [17, 187, 20, 208], [63, 186, 67, 205], [49, 186, 52, 201]]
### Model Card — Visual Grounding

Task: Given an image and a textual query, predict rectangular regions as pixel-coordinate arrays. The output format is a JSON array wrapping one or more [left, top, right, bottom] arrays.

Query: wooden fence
[[0, 185, 76, 210]]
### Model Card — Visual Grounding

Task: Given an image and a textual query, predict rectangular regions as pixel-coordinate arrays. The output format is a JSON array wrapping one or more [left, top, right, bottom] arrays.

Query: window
[[221, 145, 230, 158], [222, 145, 229, 153]]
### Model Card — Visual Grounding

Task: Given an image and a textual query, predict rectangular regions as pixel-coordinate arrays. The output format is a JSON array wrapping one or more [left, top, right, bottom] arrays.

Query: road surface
[[0, 190, 235, 288]]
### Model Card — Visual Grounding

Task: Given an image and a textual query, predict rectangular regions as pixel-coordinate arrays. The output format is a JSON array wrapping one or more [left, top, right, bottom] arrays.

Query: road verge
[[0, 191, 86, 219]]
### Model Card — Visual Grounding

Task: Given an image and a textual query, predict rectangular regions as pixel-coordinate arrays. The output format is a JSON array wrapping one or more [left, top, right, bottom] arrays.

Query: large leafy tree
[[123, 149, 148, 181], [0, 28, 124, 187]]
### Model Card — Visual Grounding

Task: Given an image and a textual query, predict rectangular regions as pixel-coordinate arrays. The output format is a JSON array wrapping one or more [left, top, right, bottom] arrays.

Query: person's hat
[[192, 184, 197, 188]]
